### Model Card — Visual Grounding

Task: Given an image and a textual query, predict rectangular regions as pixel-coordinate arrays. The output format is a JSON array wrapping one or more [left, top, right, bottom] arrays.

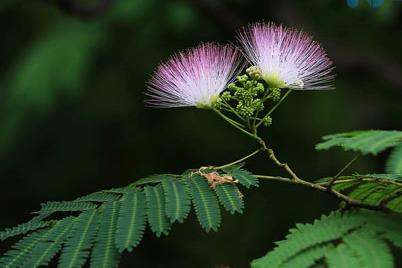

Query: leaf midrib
[[192, 177, 213, 230], [124, 192, 138, 249], [67, 210, 96, 268]]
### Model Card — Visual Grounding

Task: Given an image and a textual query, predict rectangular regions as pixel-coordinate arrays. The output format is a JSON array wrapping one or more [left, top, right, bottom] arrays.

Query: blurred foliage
[[0, 0, 401, 267]]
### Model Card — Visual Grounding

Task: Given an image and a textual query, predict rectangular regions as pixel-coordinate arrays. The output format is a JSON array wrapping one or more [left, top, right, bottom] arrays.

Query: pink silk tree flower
[[146, 43, 242, 108], [238, 22, 335, 90]]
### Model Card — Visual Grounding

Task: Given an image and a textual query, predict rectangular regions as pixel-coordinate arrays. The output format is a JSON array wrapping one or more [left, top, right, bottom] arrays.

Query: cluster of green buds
[[245, 66, 282, 103], [261, 115, 273, 127], [214, 65, 283, 128], [224, 67, 266, 119], [271, 88, 281, 102]]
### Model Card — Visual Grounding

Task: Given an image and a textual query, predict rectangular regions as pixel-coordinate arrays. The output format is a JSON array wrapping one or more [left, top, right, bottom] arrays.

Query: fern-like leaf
[[251, 212, 365, 267], [316, 130, 402, 155], [348, 182, 384, 200], [363, 212, 402, 249], [0, 220, 50, 241], [75, 192, 120, 202], [324, 244, 361, 268], [355, 173, 402, 180], [223, 165, 259, 188], [0, 229, 49, 268], [343, 230, 394, 268], [24, 217, 75, 267], [319, 175, 402, 213], [38, 201, 97, 215], [91, 201, 120, 268], [386, 143, 402, 174], [58, 209, 100, 268], [214, 184, 244, 214], [162, 177, 191, 223], [132, 174, 166, 186], [0, 169, 257, 266], [115, 189, 146, 252], [251, 210, 402, 268], [350, 181, 401, 213], [186, 175, 221, 232], [145, 185, 170, 237], [281, 245, 333, 268]]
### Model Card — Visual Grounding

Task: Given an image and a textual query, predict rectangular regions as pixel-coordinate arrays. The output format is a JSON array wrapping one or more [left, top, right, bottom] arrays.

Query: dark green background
[[0, 0, 401, 267]]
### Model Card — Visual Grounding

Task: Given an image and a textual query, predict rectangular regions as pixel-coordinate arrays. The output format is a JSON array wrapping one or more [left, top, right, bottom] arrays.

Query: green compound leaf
[[343, 230, 394, 268], [347, 180, 401, 213], [58, 209, 100, 268], [223, 165, 259, 188], [354, 173, 402, 180], [38, 201, 97, 215], [91, 201, 120, 268], [24, 217, 75, 267], [132, 174, 167, 186], [162, 177, 191, 223], [74, 191, 120, 202], [251, 210, 402, 268], [251, 211, 365, 268], [325, 244, 361, 268], [0, 229, 50, 268], [213, 184, 244, 214], [319, 175, 402, 213], [364, 211, 402, 249], [316, 130, 402, 155], [281, 245, 333, 268], [386, 143, 402, 174], [145, 185, 170, 237], [348, 182, 385, 200], [115, 189, 146, 253], [0, 169, 256, 266], [186, 175, 221, 232], [0, 219, 51, 241]]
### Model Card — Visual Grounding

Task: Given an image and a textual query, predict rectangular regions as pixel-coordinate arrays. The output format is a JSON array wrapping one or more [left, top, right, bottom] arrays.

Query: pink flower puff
[[238, 22, 335, 90], [146, 43, 242, 108]]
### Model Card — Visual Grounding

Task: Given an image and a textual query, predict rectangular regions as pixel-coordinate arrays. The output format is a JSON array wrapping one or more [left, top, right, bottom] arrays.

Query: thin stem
[[334, 177, 402, 187], [254, 175, 293, 183], [252, 91, 272, 131], [256, 175, 390, 212], [214, 148, 262, 170], [217, 109, 245, 128], [257, 175, 324, 189], [256, 89, 292, 128], [328, 154, 361, 188], [221, 100, 244, 121], [255, 137, 301, 181], [213, 108, 256, 139], [317, 176, 402, 187], [266, 148, 301, 181]]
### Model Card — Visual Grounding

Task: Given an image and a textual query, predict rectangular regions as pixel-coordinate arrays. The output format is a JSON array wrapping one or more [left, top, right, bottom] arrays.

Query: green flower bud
[[271, 88, 282, 102], [246, 66, 262, 81], [233, 88, 243, 98], [255, 83, 265, 93], [221, 91, 231, 102], [262, 116, 273, 127], [227, 83, 237, 91], [252, 99, 264, 112], [237, 74, 249, 84], [211, 97, 222, 109], [244, 80, 254, 90], [236, 101, 253, 118]]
